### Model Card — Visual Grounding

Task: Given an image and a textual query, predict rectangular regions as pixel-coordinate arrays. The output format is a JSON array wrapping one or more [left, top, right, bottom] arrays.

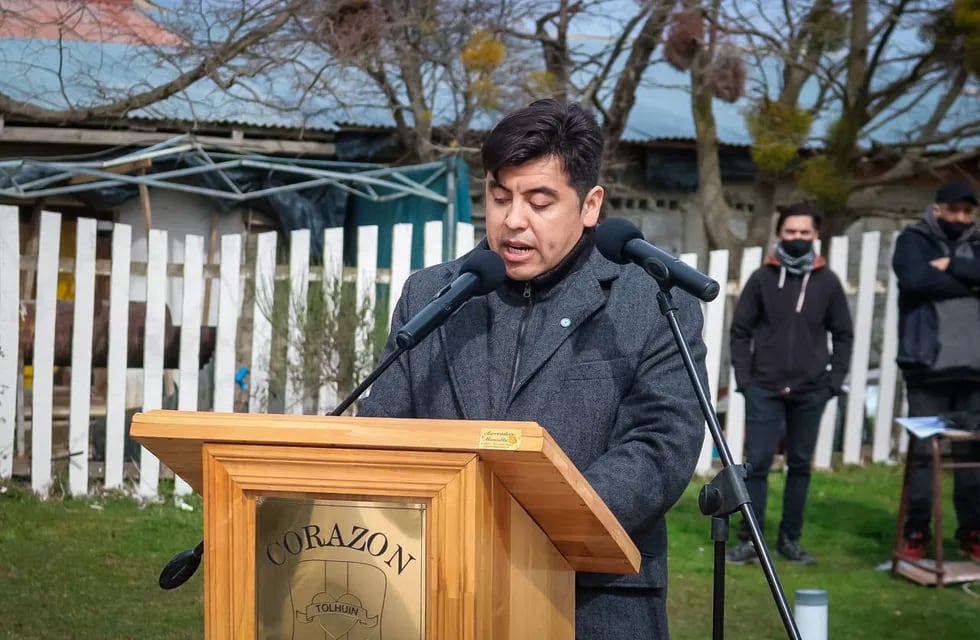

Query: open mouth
[[503, 241, 533, 255]]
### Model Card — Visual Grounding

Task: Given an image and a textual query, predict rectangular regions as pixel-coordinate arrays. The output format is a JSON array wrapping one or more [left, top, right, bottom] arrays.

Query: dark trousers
[[903, 384, 980, 543], [575, 586, 668, 639], [738, 386, 831, 543]]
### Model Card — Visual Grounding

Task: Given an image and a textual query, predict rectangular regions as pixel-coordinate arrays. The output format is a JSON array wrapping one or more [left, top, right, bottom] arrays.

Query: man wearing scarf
[[727, 202, 853, 565], [893, 180, 980, 563]]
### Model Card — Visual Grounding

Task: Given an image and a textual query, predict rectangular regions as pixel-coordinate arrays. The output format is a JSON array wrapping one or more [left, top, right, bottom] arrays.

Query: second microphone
[[596, 218, 720, 302]]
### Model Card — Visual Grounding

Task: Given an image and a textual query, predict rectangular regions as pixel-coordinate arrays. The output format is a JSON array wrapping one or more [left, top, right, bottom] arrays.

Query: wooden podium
[[131, 410, 639, 640]]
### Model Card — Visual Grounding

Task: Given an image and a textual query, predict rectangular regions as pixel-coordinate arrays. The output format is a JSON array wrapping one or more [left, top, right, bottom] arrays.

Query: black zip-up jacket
[[730, 255, 854, 394], [892, 215, 980, 385]]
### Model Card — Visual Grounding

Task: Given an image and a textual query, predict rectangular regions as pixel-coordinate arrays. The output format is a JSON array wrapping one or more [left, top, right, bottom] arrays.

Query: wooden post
[[138, 169, 153, 237], [202, 212, 219, 327]]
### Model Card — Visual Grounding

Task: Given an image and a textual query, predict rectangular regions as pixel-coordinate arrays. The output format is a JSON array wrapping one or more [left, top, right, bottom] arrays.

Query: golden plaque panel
[[255, 497, 425, 640], [478, 428, 523, 450]]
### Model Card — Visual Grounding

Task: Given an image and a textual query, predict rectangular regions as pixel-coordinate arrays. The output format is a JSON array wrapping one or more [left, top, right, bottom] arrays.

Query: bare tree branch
[[0, 0, 308, 124], [599, 1, 674, 169]]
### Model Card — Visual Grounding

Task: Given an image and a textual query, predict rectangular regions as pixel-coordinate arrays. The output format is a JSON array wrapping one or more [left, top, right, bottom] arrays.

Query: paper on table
[[895, 416, 949, 439]]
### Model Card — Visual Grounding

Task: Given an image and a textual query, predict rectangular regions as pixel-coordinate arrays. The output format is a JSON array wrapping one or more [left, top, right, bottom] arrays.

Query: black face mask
[[780, 239, 813, 258], [937, 218, 973, 240]]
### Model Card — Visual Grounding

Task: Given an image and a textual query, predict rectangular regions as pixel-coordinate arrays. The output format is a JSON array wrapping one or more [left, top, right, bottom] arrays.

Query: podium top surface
[[131, 410, 640, 574]]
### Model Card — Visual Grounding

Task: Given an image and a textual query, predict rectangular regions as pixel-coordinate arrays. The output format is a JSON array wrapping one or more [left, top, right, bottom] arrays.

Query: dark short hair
[[775, 202, 822, 232], [481, 99, 602, 202]]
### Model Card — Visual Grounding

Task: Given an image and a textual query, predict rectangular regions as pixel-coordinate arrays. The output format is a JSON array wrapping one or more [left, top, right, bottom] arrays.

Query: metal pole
[[444, 158, 457, 261]]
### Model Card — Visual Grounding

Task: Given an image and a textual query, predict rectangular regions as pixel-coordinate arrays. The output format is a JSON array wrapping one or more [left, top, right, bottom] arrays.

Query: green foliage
[[524, 69, 561, 99], [922, 0, 980, 74], [461, 30, 506, 73], [798, 154, 852, 208], [254, 271, 378, 414], [805, 0, 848, 51], [954, 0, 980, 74], [745, 100, 814, 173], [461, 30, 506, 110], [797, 116, 860, 214], [469, 75, 500, 110]]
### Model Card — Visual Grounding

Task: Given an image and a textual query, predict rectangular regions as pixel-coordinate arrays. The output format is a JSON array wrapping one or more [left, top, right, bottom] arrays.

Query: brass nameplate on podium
[[255, 498, 426, 640]]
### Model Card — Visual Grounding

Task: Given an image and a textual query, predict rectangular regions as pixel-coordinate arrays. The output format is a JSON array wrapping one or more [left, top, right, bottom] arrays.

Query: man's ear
[[931, 203, 942, 218], [582, 185, 604, 227]]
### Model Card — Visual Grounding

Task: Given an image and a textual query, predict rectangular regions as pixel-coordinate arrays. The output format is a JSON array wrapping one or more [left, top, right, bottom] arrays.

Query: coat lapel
[[439, 293, 492, 420], [507, 252, 619, 404]]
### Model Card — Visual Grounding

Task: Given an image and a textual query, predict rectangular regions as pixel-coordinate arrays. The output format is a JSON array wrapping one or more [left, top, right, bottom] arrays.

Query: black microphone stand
[[652, 276, 802, 640], [158, 344, 408, 590]]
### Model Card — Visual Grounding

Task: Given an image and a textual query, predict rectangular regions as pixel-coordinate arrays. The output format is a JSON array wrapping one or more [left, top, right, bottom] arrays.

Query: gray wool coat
[[358, 244, 707, 629]]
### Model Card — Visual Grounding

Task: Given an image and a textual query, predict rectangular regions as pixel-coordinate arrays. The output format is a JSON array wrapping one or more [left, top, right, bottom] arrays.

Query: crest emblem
[[290, 560, 386, 640]]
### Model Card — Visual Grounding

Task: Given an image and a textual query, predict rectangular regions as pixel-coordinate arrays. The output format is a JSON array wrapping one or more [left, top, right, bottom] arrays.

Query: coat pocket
[[565, 357, 632, 380], [897, 302, 938, 369]]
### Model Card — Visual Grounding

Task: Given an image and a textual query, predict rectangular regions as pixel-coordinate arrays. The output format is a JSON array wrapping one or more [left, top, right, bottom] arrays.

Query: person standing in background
[[893, 179, 980, 563], [727, 202, 853, 566]]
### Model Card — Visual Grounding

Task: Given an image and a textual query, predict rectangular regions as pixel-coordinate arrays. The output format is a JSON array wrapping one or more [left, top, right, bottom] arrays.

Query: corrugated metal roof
[[0, 38, 343, 131], [618, 59, 980, 149], [1, 29, 976, 148]]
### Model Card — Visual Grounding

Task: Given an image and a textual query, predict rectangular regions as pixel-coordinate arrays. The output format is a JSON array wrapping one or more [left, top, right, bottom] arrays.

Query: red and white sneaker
[[899, 531, 928, 560]]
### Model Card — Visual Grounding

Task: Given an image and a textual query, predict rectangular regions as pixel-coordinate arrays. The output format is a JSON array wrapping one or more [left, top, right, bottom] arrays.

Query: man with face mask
[[893, 179, 980, 563], [727, 202, 854, 565]]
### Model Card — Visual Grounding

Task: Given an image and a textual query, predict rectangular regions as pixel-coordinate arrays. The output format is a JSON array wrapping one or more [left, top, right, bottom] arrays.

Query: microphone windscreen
[[596, 218, 644, 264], [460, 249, 506, 295]]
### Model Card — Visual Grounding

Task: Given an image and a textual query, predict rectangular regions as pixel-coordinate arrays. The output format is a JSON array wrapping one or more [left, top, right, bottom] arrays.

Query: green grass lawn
[[0, 485, 204, 640], [668, 464, 979, 639], [1, 464, 977, 639]]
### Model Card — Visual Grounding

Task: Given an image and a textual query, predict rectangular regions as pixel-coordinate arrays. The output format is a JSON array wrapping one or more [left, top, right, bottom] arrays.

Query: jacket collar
[[439, 243, 619, 419]]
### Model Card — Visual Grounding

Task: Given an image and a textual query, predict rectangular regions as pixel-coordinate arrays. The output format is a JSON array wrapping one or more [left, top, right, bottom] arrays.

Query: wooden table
[[891, 424, 980, 587]]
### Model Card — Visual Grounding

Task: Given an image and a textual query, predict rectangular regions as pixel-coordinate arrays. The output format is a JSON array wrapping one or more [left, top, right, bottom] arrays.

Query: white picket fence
[[0, 207, 905, 497]]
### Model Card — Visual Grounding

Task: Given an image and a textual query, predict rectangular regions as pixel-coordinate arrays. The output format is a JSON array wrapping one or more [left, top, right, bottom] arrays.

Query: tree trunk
[[691, 44, 742, 251], [600, 1, 673, 173], [537, 0, 572, 102], [748, 173, 777, 247], [749, 0, 835, 247]]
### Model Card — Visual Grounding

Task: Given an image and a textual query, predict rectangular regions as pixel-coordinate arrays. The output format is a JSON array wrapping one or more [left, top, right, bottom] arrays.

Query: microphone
[[596, 218, 720, 302], [157, 249, 505, 591], [333, 249, 503, 414], [395, 249, 505, 348], [159, 541, 203, 590]]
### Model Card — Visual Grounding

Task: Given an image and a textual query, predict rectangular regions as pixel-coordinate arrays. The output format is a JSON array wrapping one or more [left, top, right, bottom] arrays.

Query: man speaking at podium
[[358, 99, 707, 639]]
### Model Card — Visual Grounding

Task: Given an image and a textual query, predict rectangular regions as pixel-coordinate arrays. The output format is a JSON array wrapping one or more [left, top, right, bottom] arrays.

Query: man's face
[[485, 155, 603, 280], [934, 200, 976, 224], [778, 214, 819, 242]]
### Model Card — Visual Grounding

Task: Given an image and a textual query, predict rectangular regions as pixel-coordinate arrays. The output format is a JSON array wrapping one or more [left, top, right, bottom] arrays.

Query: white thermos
[[794, 588, 828, 640]]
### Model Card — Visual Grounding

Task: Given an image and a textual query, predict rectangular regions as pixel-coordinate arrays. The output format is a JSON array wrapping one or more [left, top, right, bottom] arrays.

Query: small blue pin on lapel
[[560, 317, 572, 328]]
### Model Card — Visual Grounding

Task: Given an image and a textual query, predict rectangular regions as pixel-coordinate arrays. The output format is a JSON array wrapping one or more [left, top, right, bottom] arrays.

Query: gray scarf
[[772, 242, 816, 313], [774, 243, 816, 275]]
